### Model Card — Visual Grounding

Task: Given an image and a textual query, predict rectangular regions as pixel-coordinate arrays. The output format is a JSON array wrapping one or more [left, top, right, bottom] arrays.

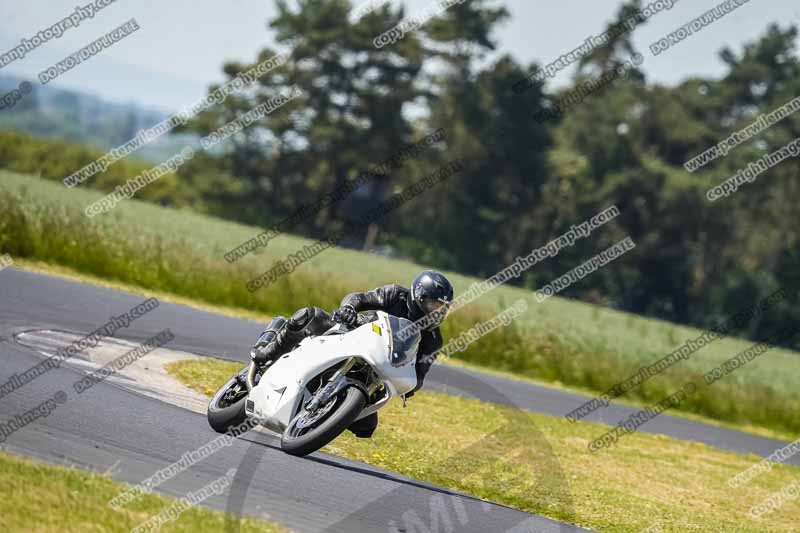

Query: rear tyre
[[207, 369, 249, 433], [281, 386, 366, 457]]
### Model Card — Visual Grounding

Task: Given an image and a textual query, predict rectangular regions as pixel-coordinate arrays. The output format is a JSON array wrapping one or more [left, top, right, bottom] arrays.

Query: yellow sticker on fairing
[[372, 323, 382, 335]]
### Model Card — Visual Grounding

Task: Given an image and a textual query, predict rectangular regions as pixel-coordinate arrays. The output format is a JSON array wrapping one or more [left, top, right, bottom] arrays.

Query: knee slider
[[288, 307, 314, 331], [349, 412, 378, 438]]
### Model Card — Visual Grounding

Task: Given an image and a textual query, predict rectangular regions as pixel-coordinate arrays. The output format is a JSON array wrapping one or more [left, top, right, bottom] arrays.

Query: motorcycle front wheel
[[281, 386, 366, 457]]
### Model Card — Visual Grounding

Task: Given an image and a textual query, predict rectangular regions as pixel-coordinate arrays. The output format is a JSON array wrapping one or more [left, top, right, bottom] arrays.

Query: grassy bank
[[0, 451, 287, 532], [2, 170, 799, 437], [167, 357, 800, 533]]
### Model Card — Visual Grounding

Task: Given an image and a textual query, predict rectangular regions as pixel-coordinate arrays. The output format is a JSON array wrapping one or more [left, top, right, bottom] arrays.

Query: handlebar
[[245, 310, 367, 391], [330, 309, 345, 325], [331, 311, 353, 331], [331, 309, 368, 330]]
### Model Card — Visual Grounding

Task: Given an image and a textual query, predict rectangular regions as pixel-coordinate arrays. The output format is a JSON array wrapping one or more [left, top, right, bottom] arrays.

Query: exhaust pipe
[[245, 359, 257, 391]]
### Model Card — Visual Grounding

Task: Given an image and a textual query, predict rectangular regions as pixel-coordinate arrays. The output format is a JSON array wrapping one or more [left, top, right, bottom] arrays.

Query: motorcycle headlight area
[[387, 315, 420, 367]]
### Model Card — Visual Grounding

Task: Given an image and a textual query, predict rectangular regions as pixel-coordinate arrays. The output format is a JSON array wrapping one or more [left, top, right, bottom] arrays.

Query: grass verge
[[443, 358, 799, 443], [167, 357, 800, 533], [14, 257, 794, 443], [0, 450, 288, 533], [2, 171, 800, 438]]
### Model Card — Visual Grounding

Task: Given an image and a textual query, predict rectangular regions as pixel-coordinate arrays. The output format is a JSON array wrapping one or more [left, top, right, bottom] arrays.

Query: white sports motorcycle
[[206, 311, 420, 456]]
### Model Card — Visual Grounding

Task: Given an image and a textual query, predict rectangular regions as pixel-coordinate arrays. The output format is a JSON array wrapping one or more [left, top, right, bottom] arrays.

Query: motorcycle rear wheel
[[281, 386, 366, 456], [207, 367, 249, 433]]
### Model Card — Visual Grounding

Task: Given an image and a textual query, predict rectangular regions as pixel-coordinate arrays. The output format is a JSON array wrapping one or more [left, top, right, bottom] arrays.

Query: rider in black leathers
[[251, 270, 454, 438]]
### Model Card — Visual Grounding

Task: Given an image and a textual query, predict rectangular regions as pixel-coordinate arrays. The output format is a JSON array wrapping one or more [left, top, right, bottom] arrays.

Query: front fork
[[305, 357, 359, 412], [247, 356, 379, 418]]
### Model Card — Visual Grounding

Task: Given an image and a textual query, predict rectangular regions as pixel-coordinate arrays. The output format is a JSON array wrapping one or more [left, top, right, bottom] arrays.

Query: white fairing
[[247, 312, 418, 432]]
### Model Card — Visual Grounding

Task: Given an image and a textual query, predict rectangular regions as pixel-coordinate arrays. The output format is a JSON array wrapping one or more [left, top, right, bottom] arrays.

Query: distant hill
[[0, 74, 197, 163]]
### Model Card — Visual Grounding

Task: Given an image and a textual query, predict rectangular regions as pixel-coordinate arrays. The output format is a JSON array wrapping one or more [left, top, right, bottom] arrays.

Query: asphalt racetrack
[[1, 268, 796, 532]]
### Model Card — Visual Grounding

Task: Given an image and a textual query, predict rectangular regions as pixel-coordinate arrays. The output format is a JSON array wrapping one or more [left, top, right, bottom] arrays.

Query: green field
[[167, 357, 800, 533], [2, 170, 799, 438], [0, 451, 287, 533]]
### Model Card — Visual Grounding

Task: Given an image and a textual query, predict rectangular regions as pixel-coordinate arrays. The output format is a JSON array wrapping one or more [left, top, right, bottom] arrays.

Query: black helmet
[[408, 270, 454, 329]]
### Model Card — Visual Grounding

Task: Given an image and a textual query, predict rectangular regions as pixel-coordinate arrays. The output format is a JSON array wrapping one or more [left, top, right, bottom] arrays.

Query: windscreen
[[388, 315, 420, 367]]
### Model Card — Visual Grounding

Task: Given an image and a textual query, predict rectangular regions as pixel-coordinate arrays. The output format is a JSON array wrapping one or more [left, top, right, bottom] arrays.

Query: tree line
[[4, 0, 798, 349]]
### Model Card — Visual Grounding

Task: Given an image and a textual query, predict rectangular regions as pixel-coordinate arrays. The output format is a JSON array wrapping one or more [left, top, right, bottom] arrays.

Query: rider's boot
[[251, 317, 288, 365], [252, 307, 330, 365]]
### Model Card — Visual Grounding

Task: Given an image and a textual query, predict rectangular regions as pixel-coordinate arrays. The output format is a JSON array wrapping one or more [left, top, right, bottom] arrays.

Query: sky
[[0, 0, 798, 113]]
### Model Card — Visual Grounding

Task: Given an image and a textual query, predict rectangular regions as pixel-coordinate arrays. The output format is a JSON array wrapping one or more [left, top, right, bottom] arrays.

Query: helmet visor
[[420, 297, 450, 325]]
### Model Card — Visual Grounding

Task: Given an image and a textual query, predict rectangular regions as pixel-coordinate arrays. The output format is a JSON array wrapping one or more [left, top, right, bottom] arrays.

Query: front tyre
[[281, 386, 366, 457], [207, 369, 249, 433]]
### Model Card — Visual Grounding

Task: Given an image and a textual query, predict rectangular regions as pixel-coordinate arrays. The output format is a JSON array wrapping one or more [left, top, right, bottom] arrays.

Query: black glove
[[336, 304, 358, 327]]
